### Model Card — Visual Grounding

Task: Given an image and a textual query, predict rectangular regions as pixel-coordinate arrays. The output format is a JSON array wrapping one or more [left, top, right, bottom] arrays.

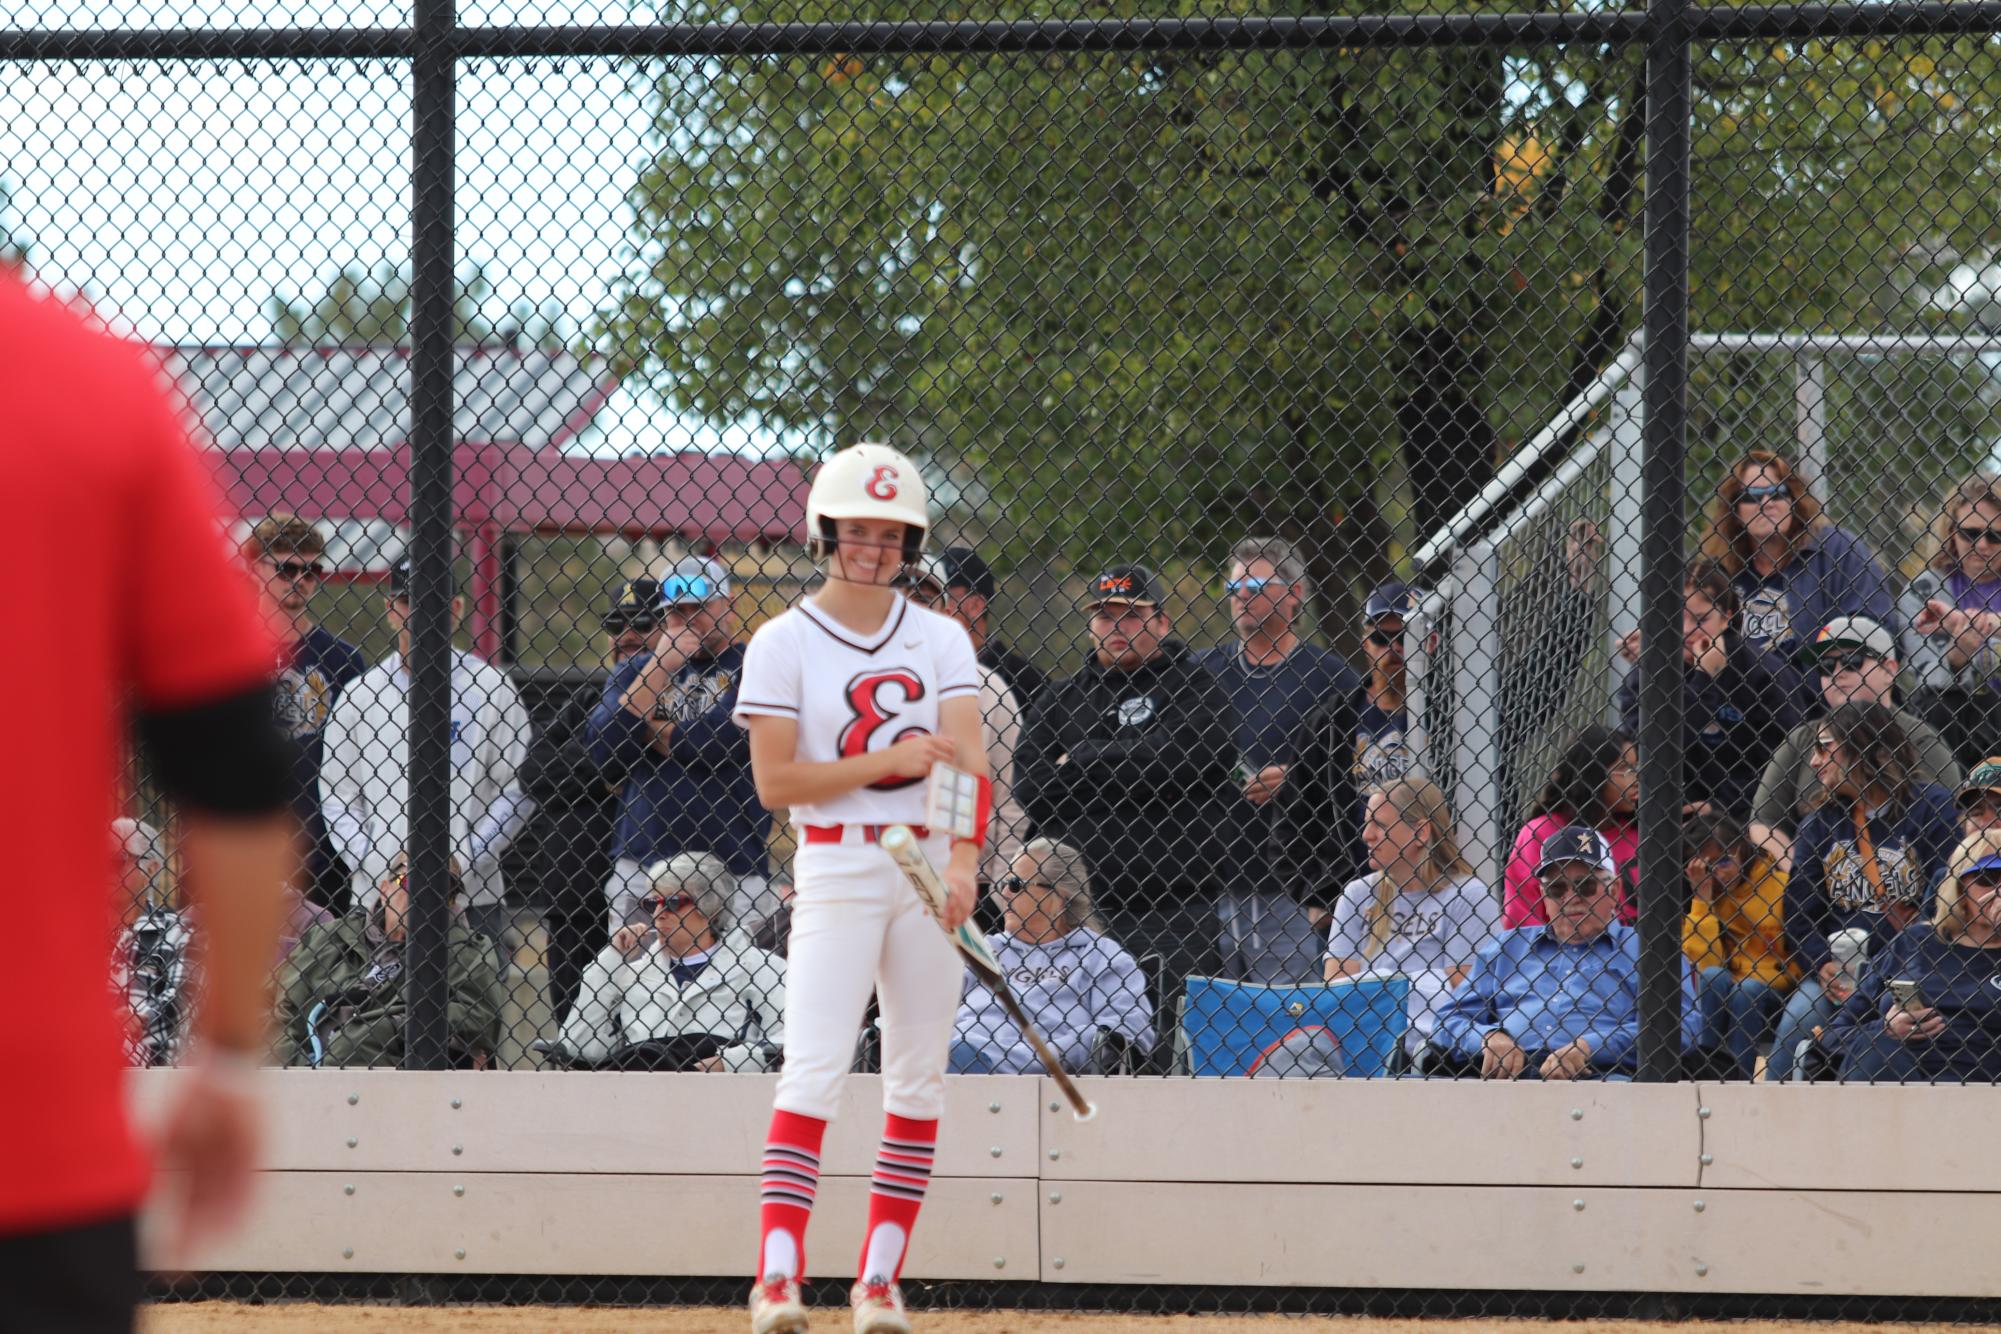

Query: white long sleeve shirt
[[979, 662, 1030, 883], [320, 649, 534, 910]]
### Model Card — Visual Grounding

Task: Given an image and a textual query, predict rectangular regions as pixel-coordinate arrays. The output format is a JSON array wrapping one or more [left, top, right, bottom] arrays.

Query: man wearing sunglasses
[[1750, 616, 1959, 869], [1193, 538, 1359, 983], [1433, 825, 1699, 1079], [243, 514, 366, 911], [521, 577, 667, 1025], [587, 556, 771, 939]]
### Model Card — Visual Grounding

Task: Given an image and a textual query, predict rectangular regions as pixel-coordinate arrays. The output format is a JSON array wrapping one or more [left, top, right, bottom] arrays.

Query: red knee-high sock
[[758, 1109, 827, 1281], [857, 1113, 938, 1285]]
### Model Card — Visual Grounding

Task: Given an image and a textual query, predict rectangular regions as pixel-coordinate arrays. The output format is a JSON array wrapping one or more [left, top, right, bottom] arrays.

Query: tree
[[595, 7, 2001, 602], [270, 260, 568, 349]]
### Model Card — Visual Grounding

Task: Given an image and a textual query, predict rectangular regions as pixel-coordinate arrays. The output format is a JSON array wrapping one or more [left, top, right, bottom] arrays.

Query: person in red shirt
[[0, 271, 293, 1332]]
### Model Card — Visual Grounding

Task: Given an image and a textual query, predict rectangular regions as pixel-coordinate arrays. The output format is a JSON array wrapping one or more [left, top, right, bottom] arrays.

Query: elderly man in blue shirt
[[1434, 826, 1699, 1078]]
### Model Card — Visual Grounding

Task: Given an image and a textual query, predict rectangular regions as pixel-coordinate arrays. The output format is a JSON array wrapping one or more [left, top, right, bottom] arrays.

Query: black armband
[[135, 683, 292, 816]]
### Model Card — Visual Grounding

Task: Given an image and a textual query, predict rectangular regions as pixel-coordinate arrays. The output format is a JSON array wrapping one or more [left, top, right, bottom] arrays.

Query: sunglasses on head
[[1958, 526, 2001, 549], [1818, 649, 1880, 674], [1734, 483, 1792, 507], [1225, 576, 1276, 596], [1542, 873, 1607, 900], [646, 892, 699, 912], [272, 559, 324, 580], [661, 575, 715, 604]]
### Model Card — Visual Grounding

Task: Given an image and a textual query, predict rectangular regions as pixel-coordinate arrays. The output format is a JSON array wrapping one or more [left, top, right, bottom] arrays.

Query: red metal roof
[[165, 346, 809, 542]]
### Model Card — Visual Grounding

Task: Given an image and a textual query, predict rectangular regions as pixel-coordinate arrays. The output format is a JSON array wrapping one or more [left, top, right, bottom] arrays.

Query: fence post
[[1636, 0, 1692, 1082], [403, 0, 458, 1073], [1606, 367, 1646, 725], [1451, 541, 1503, 888], [1794, 353, 1829, 504]]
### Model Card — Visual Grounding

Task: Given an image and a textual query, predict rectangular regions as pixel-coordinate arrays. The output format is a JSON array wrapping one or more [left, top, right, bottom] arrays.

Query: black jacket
[[1016, 641, 1237, 913], [1269, 684, 1364, 910], [1617, 634, 1802, 821], [519, 685, 619, 909]]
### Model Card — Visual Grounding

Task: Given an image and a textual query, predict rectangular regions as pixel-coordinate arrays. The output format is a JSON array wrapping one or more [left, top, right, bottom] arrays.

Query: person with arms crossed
[[319, 560, 534, 964], [735, 443, 988, 1334], [0, 271, 293, 1333]]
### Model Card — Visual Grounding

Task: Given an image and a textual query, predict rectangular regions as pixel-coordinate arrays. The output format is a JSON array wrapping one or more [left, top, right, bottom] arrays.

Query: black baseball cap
[[1364, 581, 1421, 621], [602, 578, 666, 631], [933, 547, 996, 599], [1083, 564, 1162, 609], [1534, 824, 1618, 878]]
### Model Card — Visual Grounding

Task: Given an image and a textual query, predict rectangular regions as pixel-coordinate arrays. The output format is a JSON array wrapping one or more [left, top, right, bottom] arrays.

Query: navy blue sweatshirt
[[1823, 923, 2001, 1079], [1785, 783, 1959, 970], [274, 626, 367, 885], [585, 643, 768, 875]]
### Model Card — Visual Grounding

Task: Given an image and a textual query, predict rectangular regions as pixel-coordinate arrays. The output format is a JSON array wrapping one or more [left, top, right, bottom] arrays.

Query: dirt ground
[[139, 1309, 1980, 1333]]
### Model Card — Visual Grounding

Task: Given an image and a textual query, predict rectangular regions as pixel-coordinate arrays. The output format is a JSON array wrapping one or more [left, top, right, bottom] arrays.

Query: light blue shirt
[[1433, 922, 1698, 1071]]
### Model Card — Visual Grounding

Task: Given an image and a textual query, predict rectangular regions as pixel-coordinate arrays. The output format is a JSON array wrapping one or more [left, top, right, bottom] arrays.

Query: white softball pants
[[773, 829, 964, 1122]]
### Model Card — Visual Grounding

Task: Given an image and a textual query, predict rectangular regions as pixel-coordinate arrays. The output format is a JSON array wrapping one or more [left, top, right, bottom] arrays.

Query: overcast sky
[[3, 0, 773, 454]]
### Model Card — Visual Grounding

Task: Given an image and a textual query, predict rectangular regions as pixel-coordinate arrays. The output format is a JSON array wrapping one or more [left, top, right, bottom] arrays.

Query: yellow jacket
[[1682, 855, 1798, 991]]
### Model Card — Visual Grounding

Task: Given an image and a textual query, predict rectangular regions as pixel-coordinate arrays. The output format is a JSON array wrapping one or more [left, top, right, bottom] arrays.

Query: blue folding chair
[[1176, 974, 1411, 1077]]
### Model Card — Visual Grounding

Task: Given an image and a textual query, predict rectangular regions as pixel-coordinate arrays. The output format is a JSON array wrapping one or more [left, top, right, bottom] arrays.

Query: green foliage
[[596, 12, 2001, 590]]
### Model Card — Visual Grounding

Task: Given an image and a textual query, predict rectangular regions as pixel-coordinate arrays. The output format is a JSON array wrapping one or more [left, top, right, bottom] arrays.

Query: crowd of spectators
[[107, 453, 2001, 1082]]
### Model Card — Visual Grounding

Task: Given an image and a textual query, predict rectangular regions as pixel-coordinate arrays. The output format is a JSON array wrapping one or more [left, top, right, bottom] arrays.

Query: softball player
[[735, 442, 991, 1334]]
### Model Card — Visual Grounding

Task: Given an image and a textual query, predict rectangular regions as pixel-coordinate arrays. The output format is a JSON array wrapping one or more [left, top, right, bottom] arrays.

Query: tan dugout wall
[[130, 1072, 2001, 1296]]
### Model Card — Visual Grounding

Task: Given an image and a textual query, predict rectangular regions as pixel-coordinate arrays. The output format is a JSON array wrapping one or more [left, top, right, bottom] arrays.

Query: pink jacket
[[1501, 813, 1640, 927]]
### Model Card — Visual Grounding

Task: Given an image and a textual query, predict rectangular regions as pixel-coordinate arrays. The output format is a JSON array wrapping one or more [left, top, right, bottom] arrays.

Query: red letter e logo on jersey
[[865, 465, 899, 501], [840, 668, 926, 790]]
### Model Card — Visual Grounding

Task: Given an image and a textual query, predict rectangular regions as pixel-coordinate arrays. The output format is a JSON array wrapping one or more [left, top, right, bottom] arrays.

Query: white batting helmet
[[805, 442, 930, 564]]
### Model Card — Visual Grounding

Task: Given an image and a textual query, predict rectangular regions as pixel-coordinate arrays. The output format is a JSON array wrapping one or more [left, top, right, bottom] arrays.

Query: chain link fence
[[13, 0, 2001, 1323]]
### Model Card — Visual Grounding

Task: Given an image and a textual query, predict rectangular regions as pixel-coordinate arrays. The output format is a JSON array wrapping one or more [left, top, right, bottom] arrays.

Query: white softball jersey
[[732, 594, 981, 828]]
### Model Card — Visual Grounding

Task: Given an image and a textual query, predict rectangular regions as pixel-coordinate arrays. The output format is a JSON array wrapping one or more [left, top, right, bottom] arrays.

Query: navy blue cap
[[1364, 581, 1421, 621], [1534, 825, 1618, 878], [1963, 854, 2001, 878], [602, 578, 666, 630]]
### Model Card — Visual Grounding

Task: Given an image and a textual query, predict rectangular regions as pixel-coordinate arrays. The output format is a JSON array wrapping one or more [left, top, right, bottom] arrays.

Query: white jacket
[[558, 937, 786, 1071], [320, 649, 534, 910], [979, 662, 1031, 883]]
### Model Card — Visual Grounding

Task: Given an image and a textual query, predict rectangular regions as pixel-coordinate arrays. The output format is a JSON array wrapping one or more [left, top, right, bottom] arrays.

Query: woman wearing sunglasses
[[948, 839, 1152, 1075], [1904, 470, 2001, 763], [1685, 450, 1895, 665], [555, 852, 785, 1075]]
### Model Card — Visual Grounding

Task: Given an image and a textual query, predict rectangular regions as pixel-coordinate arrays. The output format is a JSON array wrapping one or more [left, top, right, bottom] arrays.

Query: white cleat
[[751, 1272, 809, 1334], [850, 1275, 911, 1334]]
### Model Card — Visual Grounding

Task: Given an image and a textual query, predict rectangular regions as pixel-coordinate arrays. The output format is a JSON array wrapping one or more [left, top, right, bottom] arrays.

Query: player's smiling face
[[833, 517, 911, 586]]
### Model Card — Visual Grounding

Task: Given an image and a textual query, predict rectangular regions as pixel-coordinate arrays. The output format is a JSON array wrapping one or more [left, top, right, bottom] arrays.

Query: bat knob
[[1074, 1103, 1098, 1124], [880, 825, 914, 853]]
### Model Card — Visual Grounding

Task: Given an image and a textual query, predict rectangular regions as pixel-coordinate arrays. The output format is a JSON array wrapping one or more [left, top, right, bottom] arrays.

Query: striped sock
[[758, 1109, 826, 1281], [858, 1113, 938, 1284]]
